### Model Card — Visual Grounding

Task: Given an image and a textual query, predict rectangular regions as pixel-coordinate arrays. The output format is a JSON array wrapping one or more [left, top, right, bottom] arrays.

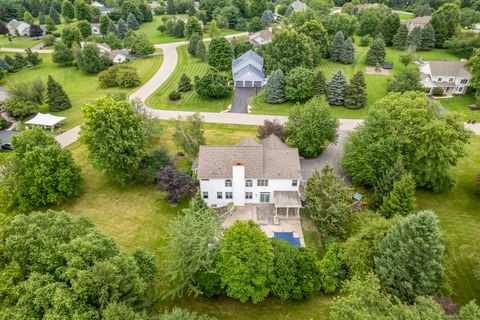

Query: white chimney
[[232, 162, 245, 206]]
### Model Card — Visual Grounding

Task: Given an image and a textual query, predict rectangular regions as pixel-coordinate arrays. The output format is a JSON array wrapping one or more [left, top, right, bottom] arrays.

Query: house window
[[245, 192, 253, 199], [257, 179, 269, 187], [260, 192, 270, 203], [448, 77, 454, 82], [225, 192, 233, 199], [217, 192, 223, 199], [245, 180, 253, 187], [292, 180, 298, 187], [437, 77, 443, 82], [202, 192, 208, 199], [460, 78, 468, 84], [225, 179, 232, 187]]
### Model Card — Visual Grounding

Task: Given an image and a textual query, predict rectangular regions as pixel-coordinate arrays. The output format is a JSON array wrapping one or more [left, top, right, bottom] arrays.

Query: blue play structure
[[273, 232, 301, 248]]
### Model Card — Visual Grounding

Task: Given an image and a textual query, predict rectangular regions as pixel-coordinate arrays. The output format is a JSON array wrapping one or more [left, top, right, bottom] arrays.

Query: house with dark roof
[[232, 50, 265, 88], [418, 60, 472, 95], [194, 134, 304, 246]]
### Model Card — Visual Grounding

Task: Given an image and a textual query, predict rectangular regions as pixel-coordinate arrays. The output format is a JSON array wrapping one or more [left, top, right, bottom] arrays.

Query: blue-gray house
[[232, 50, 265, 88]]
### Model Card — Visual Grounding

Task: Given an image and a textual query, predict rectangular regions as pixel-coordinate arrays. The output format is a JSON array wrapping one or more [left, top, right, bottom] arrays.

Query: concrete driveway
[[229, 87, 257, 113], [300, 131, 351, 184]]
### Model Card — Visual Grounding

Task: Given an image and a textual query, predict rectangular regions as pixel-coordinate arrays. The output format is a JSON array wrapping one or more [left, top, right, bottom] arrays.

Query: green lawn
[[249, 47, 461, 118], [0, 36, 42, 49], [0, 54, 163, 130], [396, 12, 414, 20], [147, 45, 232, 112], [439, 95, 480, 121]]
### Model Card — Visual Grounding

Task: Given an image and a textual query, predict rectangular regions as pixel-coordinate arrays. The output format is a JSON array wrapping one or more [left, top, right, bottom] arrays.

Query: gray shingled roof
[[197, 134, 301, 179], [428, 61, 471, 78], [232, 50, 263, 69]]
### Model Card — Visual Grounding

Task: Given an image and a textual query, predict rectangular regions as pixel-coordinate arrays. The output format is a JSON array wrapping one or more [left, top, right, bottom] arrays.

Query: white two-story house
[[419, 60, 472, 95]]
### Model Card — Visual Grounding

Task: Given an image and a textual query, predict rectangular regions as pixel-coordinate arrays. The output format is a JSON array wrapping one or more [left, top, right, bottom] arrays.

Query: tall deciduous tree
[[379, 173, 416, 218], [81, 98, 147, 185], [379, 12, 400, 46], [184, 16, 203, 39], [327, 70, 347, 105], [285, 97, 339, 158], [172, 113, 206, 157], [188, 33, 202, 56], [217, 221, 274, 303], [341, 92, 470, 191], [47, 75, 72, 111], [431, 3, 460, 47], [298, 19, 329, 59], [61, 0, 75, 21], [284, 67, 314, 101], [207, 37, 233, 71], [387, 67, 423, 93], [305, 165, 349, 239], [52, 41, 74, 65], [375, 210, 445, 302], [61, 25, 83, 47], [469, 48, 480, 97], [264, 69, 286, 104], [74, 0, 93, 22], [344, 71, 367, 109], [366, 36, 386, 66]]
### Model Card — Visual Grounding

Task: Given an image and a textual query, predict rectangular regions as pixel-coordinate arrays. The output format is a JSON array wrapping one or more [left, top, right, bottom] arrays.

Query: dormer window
[[460, 78, 468, 84], [448, 77, 454, 82], [437, 77, 443, 82], [225, 179, 232, 187], [245, 179, 253, 187]]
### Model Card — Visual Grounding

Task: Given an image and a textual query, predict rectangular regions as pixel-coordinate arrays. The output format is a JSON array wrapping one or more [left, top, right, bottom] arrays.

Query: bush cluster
[[98, 65, 141, 88]]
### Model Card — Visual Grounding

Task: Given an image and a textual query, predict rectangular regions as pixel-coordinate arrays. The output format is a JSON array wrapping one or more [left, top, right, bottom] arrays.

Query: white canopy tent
[[25, 113, 65, 130]]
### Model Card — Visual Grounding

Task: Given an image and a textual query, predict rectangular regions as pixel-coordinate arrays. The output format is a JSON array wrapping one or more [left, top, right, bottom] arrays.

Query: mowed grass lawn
[[0, 53, 163, 129], [250, 46, 462, 118], [53, 118, 480, 318], [439, 95, 480, 121], [147, 45, 232, 112], [0, 36, 43, 49]]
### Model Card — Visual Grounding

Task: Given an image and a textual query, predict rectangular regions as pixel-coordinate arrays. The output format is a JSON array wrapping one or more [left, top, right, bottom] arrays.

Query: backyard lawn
[[0, 36, 42, 49], [439, 95, 480, 121], [52, 118, 480, 319], [147, 45, 232, 112], [0, 53, 163, 130]]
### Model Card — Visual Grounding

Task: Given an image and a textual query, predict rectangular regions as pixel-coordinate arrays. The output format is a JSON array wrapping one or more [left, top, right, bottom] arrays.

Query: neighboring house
[[404, 16, 432, 32], [108, 49, 133, 63], [290, 0, 308, 11], [232, 50, 265, 88], [249, 29, 273, 46], [81, 41, 111, 54], [91, 23, 101, 36], [7, 19, 30, 36], [418, 60, 471, 95], [194, 134, 305, 247]]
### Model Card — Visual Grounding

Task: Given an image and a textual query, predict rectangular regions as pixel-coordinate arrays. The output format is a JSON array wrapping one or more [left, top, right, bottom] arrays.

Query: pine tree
[[117, 19, 127, 39], [49, 7, 61, 24], [407, 27, 422, 50], [375, 210, 445, 303], [420, 23, 435, 51], [127, 13, 139, 30], [379, 173, 416, 218], [196, 41, 207, 61], [370, 161, 407, 210], [188, 33, 202, 56], [340, 37, 355, 64], [329, 31, 345, 62], [344, 71, 367, 109], [366, 36, 386, 66], [327, 70, 347, 106], [392, 24, 408, 50], [45, 16, 57, 33], [264, 69, 285, 104], [177, 74, 192, 92], [99, 15, 110, 35], [38, 12, 46, 24], [107, 20, 118, 36], [313, 70, 327, 97], [47, 75, 72, 112]]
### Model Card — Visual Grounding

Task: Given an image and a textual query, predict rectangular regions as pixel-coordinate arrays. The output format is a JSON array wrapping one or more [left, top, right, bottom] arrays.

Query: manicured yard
[[147, 45, 232, 112], [395, 11, 414, 20], [0, 53, 163, 130], [439, 95, 480, 121], [0, 36, 42, 49]]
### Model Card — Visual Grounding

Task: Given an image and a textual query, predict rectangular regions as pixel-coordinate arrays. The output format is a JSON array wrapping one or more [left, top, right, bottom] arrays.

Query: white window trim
[[225, 192, 233, 199]]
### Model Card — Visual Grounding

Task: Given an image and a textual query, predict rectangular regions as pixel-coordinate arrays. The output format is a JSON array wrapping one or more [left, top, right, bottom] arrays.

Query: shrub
[[177, 74, 192, 92], [155, 166, 196, 203], [432, 87, 444, 96], [194, 72, 231, 98], [42, 34, 56, 46], [359, 36, 371, 46], [169, 91, 181, 101], [137, 148, 174, 184], [284, 67, 315, 102], [98, 65, 140, 88], [4, 97, 38, 119]]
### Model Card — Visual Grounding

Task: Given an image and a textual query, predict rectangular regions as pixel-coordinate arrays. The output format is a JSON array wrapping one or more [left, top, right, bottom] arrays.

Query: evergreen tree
[[420, 23, 435, 51], [264, 69, 285, 104], [261, 9, 275, 25], [344, 71, 367, 109], [188, 33, 202, 56], [45, 17, 57, 33], [375, 211, 445, 303], [327, 70, 347, 106], [329, 31, 345, 62], [99, 15, 110, 35], [117, 19, 127, 39], [62, 0, 75, 21], [177, 74, 192, 92], [379, 173, 416, 218], [392, 24, 408, 50], [380, 13, 401, 46], [196, 41, 207, 61], [366, 36, 386, 66], [166, 0, 175, 14], [370, 161, 406, 210], [127, 13, 139, 30], [407, 26, 423, 49], [340, 37, 355, 64], [47, 75, 72, 112], [38, 12, 45, 25], [49, 7, 61, 24], [313, 70, 327, 97], [107, 20, 118, 36]]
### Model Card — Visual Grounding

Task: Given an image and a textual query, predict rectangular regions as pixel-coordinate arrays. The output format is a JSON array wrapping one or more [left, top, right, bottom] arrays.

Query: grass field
[[147, 45, 232, 112], [439, 95, 480, 121], [0, 36, 42, 49], [396, 12, 414, 20], [0, 54, 163, 130], [249, 47, 461, 117]]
